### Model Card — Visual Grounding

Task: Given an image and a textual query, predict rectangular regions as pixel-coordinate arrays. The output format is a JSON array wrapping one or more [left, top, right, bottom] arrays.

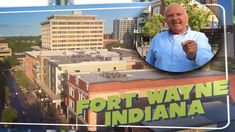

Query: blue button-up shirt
[[146, 28, 214, 72]]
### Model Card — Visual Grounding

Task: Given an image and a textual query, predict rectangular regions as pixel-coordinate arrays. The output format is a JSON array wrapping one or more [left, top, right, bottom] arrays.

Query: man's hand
[[181, 40, 197, 60]]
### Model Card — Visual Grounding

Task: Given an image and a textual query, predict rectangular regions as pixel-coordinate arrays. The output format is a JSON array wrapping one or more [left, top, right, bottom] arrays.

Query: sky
[[0, 2, 151, 36], [73, 0, 133, 4], [0, 0, 233, 37], [0, 0, 48, 7], [0, 0, 133, 7]]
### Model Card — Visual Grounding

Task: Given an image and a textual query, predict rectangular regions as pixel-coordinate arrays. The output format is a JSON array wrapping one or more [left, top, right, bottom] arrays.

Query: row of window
[[69, 87, 88, 101], [51, 31, 103, 34], [53, 16, 95, 21], [52, 43, 102, 47], [52, 26, 103, 30], [0, 52, 11, 54], [52, 35, 103, 38], [52, 39, 102, 43], [68, 88, 87, 119], [51, 22, 103, 25]]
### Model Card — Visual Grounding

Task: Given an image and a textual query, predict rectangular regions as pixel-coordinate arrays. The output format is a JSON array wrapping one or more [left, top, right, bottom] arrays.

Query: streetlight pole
[[211, 0, 215, 50]]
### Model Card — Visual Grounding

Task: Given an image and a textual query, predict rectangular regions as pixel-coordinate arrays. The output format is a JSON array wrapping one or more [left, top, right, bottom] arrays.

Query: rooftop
[[25, 50, 79, 58], [41, 13, 103, 25], [0, 43, 10, 51], [46, 49, 125, 65], [74, 69, 226, 84], [48, 14, 97, 19], [0, 43, 9, 47]]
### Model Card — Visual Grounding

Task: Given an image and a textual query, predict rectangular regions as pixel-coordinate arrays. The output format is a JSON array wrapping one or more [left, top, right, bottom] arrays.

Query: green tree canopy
[[143, 0, 212, 38], [15, 70, 29, 90], [0, 36, 41, 53], [0, 73, 7, 104], [4, 86, 11, 104], [4, 56, 18, 68], [1, 106, 18, 125], [143, 14, 164, 38], [164, 0, 190, 5]]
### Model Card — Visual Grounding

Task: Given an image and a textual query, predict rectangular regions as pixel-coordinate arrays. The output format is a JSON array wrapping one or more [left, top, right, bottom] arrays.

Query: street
[[2, 71, 45, 124]]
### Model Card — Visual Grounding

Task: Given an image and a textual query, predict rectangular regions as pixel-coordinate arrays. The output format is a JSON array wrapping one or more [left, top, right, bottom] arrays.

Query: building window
[[69, 87, 74, 97], [78, 92, 87, 100], [81, 93, 86, 100], [69, 98, 74, 110]]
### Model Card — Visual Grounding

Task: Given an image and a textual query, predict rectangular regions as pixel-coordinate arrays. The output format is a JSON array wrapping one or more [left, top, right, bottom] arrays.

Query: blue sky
[[0, 2, 151, 36], [0, 1, 233, 37]]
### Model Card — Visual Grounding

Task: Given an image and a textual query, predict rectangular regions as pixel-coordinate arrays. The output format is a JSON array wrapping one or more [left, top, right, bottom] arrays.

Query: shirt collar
[[167, 25, 190, 36]]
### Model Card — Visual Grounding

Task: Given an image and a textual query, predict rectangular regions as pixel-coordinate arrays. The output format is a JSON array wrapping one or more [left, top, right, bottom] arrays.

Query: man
[[145, 3, 213, 72]]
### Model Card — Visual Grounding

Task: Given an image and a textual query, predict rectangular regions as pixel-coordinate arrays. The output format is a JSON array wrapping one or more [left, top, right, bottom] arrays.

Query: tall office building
[[113, 18, 135, 45], [41, 12, 104, 50]]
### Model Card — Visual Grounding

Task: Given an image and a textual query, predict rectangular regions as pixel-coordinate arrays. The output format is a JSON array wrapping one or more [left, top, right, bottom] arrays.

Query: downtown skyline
[[0, 1, 233, 37], [0, 2, 151, 36]]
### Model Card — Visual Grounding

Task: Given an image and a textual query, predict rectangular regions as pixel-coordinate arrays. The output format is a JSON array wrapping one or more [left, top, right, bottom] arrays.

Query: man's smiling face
[[164, 4, 188, 35]]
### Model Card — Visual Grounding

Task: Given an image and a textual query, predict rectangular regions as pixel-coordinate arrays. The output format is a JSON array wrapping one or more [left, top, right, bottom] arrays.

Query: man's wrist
[[186, 54, 196, 60]]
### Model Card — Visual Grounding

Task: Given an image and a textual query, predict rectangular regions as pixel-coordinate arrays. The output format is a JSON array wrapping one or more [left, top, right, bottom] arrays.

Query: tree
[[164, 0, 190, 5], [4, 87, 11, 104], [1, 106, 18, 127], [4, 56, 18, 68], [143, 14, 164, 38], [143, 0, 212, 38], [0, 36, 41, 53], [15, 70, 29, 90], [0, 73, 11, 106]]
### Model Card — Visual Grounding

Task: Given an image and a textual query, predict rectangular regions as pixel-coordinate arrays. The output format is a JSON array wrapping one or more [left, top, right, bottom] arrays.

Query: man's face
[[165, 5, 188, 35]]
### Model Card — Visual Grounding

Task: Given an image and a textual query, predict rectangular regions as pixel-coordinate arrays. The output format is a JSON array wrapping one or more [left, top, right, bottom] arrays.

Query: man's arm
[[194, 33, 214, 66], [182, 33, 213, 66], [146, 39, 156, 66]]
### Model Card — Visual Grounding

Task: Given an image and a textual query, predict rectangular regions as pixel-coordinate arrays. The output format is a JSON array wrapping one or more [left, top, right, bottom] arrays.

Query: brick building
[[66, 69, 235, 131]]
